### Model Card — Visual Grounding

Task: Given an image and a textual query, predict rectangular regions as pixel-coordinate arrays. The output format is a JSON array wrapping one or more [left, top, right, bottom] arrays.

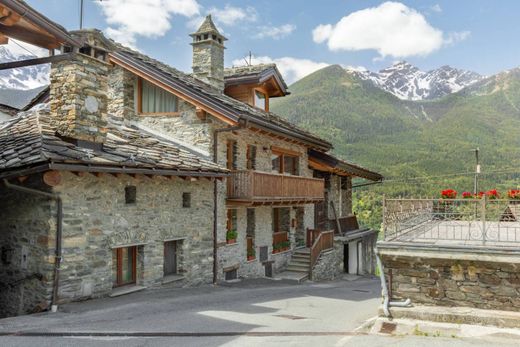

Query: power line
[[10, 39, 37, 56]]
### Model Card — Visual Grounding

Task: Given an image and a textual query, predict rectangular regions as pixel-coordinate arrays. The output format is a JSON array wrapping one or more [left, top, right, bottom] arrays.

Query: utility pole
[[79, 0, 84, 29], [472, 147, 480, 194]]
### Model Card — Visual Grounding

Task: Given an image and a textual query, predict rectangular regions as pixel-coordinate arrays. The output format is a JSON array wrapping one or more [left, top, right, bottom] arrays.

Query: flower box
[[441, 189, 457, 199], [247, 255, 255, 261], [226, 239, 236, 245]]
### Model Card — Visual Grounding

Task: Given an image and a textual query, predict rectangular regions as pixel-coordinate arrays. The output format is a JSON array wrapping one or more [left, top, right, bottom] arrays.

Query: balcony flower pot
[[226, 230, 238, 244], [508, 189, 520, 203], [440, 189, 457, 199], [486, 189, 499, 200], [247, 255, 255, 261]]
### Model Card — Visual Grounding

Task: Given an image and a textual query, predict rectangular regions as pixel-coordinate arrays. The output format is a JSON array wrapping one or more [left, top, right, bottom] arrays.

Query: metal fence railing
[[383, 198, 520, 245]]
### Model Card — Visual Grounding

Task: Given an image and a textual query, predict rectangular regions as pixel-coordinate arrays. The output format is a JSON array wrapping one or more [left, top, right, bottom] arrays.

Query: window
[[224, 268, 237, 281], [226, 140, 238, 170], [272, 208, 290, 233], [136, 78, 178, 114], [246, 208, 255, 237], [271, 152, 299, 175], [254, 90, 267, 111], [112, 246, 137, 287], [164, 241, 178, 276], [182, 192, 191, 208], [227, 209, 238, 232], [246, 145, 257, 170], [125, 186, 136, 204]]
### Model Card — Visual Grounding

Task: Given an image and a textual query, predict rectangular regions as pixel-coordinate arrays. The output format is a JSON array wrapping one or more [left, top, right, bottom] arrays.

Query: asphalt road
[[0, 276, 518, 346]]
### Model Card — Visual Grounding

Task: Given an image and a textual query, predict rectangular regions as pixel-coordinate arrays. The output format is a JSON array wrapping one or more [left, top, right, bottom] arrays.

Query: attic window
[[196, 35, 201, 41], [254, 89, 268, 111], [136, 78, 179, 115], [218, 38, 222, 44], [212, 34, 217, 40], [204, 34, 209, 40]]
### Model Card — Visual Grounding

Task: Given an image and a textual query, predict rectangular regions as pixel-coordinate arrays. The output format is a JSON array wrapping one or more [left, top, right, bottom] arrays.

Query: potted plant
[[462, 192, 473, 199], [508, 189, 520, 203], [486, 189, 499, 200], [441, 189, 457, 199], [226, 230, 237, 244], [272, 243, 279, 254], [247, 248, 255, 261]]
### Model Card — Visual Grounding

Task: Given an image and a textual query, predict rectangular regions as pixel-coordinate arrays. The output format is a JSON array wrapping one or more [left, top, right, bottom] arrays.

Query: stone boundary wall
[[382, 253, 520, 311], [311, 241, 343, 281]]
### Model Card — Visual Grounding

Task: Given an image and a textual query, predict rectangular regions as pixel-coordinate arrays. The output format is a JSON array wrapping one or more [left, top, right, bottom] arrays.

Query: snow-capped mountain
[[0, 46, 49, 90], [346, 61, 484, 100]]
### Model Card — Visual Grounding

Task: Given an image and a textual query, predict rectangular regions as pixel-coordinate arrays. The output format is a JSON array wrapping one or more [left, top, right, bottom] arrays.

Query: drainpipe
[[212, 120, 246, 284], [376, 248, 411, 318], [3, 179, 63, 313]]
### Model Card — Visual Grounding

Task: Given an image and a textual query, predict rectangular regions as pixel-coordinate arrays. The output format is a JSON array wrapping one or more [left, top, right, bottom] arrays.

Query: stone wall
[[52, 171, 215, 301], [50, 54, 109, 143], [381, 252, 520, 311], [311, 241, 343, 281], [0, 176, 55, 318]]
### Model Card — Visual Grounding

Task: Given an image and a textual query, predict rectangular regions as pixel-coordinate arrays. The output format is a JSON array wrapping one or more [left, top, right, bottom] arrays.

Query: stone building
[[0, 2, 382, 317]]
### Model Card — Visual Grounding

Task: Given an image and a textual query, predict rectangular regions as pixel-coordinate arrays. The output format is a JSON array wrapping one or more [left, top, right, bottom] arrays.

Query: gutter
[[0, 0, 81, 48], [3, 179, 63, 313], [212, 121, 246, 284]]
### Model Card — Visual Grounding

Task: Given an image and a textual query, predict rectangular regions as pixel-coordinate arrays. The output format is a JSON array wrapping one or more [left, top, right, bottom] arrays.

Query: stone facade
[[381, 252, 520, 311], [0, 172, 216, 315], [0, 176, 54, 318], [310, 241, 343, 281], [49, 54, 109, 143]]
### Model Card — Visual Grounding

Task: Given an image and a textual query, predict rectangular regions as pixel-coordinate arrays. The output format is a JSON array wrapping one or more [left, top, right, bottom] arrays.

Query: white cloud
[[312, 2, 467, 58], [431, 4, 442, 13], [445, 31, 471, 45], [231, 56, 329, 84], [208, 5, 257, 26], [255, 24, 296, 40], [96, 0, 201, 47]]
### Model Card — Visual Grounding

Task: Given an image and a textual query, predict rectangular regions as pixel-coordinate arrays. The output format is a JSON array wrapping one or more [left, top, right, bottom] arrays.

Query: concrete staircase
[[276, 248, 310, 283]]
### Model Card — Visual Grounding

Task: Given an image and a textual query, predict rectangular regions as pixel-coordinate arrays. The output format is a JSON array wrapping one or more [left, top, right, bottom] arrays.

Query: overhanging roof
[[309, 149, 383, 181], [224, 64, 289, 97], [0, 0, 80, 49], [109, 49, 332, 151]]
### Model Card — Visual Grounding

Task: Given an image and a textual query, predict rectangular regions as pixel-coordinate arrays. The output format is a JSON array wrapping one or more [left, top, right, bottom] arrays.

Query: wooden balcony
[[227, 170, 325, 206]]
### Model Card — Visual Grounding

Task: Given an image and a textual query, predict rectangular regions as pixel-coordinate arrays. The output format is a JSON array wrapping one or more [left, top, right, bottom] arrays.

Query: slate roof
[[192, 15, 222, 36], [224, 64, 289, 92], [111, 46, 330, 150], [0, 86, 49, 110], [0, 105, 226, 175]]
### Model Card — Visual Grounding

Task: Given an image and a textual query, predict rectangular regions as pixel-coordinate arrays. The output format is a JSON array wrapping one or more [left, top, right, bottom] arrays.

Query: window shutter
[[232, 141, 238, 170]]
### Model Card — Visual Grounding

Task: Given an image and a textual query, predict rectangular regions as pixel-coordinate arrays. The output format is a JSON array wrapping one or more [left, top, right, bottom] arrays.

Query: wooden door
[[114, 246, 136, 287], [164, 241, 177, 276], [314, 201, 328, 229]]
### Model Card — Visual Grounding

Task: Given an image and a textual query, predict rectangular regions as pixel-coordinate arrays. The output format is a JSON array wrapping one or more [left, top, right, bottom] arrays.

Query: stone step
[[275, 271, 309, 283], [294, 248, 310, 255], [286, 264, 310, 272], [289, 260, 310, 267], [292, 254, 310, 260]]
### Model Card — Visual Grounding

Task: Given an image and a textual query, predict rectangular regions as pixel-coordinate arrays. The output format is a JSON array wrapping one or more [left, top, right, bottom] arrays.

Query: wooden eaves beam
[[0, 53, 73, 70]]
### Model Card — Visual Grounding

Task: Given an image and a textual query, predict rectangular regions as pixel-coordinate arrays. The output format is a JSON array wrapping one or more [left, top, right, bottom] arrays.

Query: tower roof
[[191, 15, 227, 40]]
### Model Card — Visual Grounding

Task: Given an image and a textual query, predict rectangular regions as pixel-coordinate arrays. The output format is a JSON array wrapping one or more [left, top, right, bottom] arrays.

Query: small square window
[[182, 192, 191, 208], [225, 268, 237, 281], [125, 186, 136, 204]]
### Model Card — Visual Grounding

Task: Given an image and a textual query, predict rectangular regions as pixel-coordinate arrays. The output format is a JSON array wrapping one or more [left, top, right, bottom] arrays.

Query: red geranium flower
[[441, 189, 457, 199], [462, 192, 473, 199], [486, 189, 499, 199], [508, 189, 520, 199]]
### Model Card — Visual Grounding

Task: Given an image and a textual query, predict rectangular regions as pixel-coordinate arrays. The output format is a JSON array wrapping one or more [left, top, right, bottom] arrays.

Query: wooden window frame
[[136, 78, 181, 117], [271, 148, 300, 176], [226, 140, 237, 170], [273, 208, 280, 233], [252, 87, 269, 112], [227, 209, 237, 232], [114, 246, 137, 288], [246, 144, 256, 170]]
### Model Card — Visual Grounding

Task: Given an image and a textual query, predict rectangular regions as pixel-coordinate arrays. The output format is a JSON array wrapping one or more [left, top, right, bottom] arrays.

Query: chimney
[[50, 32, 109, 143], [190, 15, 227, 90]]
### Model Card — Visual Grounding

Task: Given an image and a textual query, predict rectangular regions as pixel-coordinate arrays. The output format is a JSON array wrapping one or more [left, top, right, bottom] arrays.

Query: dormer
[[224, 64, 289, 112]]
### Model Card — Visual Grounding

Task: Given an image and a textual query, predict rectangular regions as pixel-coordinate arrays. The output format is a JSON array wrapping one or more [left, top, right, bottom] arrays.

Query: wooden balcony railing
[[310, 230, 334, 272], [227, 170, 324, 204]]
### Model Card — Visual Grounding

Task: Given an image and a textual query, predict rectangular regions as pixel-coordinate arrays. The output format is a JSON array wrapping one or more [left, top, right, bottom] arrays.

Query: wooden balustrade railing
[[309, 230, 334, 272], [306, 228, 322, 247], [227, 170, 324, 201]]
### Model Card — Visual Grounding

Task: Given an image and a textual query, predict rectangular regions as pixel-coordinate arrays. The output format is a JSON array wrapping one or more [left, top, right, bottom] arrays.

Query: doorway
[[112, 246, 137, 287], [164, 241, 178, 276]]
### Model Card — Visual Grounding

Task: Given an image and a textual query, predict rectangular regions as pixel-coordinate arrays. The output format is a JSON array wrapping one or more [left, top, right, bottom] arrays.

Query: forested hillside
[[271, 65, 520, 229]]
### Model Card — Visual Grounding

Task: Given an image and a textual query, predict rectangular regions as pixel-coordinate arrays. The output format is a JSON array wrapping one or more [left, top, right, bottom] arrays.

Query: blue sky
[[21, 0, 520, 84]]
